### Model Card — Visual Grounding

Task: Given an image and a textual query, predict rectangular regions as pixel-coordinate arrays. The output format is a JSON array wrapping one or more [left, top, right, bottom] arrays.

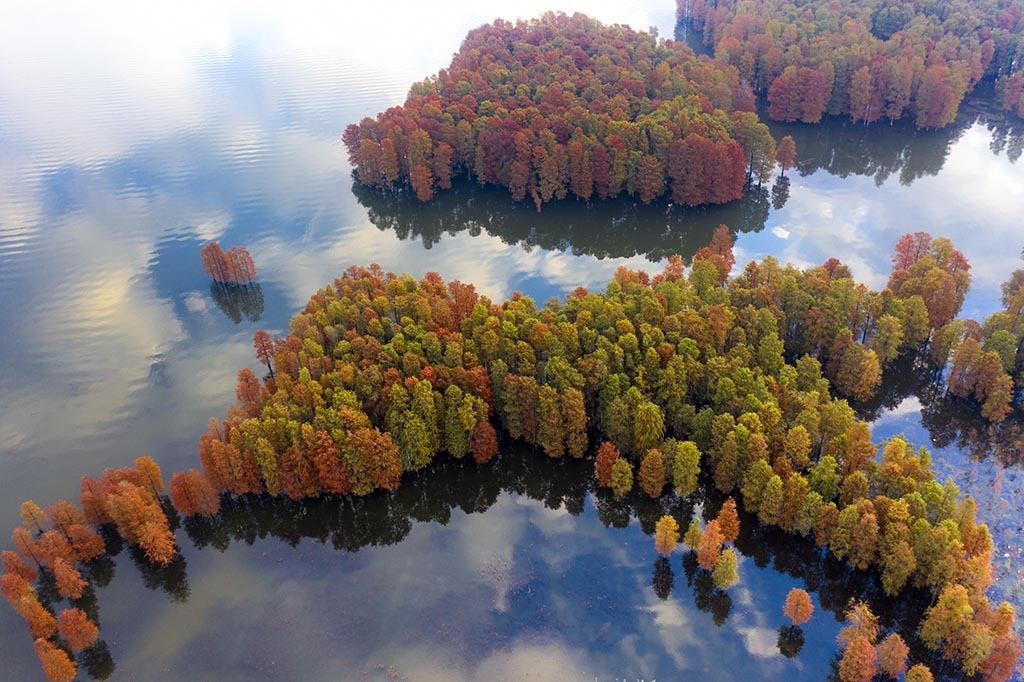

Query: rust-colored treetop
[[200, 241, 256, 285], [679, 0, 1024, 126], [344, 12, 784, 209]]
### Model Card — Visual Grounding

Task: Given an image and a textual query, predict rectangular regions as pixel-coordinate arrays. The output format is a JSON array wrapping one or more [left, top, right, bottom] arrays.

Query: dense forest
[[678, 0, 1024, 127], [4, 231, 1022, 680], [343, 12, 793, 209]]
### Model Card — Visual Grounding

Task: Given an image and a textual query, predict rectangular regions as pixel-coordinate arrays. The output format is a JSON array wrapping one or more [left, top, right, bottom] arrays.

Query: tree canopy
[[344, 12, 783, 209]]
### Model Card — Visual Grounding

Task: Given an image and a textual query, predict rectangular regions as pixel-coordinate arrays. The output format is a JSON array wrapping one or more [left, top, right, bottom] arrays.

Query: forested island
[[343, 13, 792, 209], [678, 0, 1024, 126], [3, 229, 1023, 680]]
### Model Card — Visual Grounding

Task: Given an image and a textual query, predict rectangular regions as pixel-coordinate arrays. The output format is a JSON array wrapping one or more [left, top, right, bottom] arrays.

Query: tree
[[920, 584, 992, 676], [634, 155, 664, 204], [561, 389, 588, 458], [34, 638, 76, 682], [783, 588, 814, 625], [57, 608, 99, 652], [12, 587, 56, 639], [536, 385, 565, 458], [199, 242, 230, 282], [610, 458, 633, 499], [253, 330, 275, 379], [775, 136, 796, 176], [11, 527, 43, 570], [905, 664, 934, 682], [712, 547, 738, 589], [53, 558, 86, 599], [595, 442, 620, 487], [717, 498, 740, 543], [236, 368, 262, 416], [1, 550, 37, 583], [839, 601, 879, 648], [105, 481, 176, 564], [133, 456, 164, 496], [875, 633, 909, 678], [20, 501, 46, 533], [170, 469, 220, 516], [224, 246, 257, 285], [638, 449, 666, 498], [683, 519, 702, 550], [672, 441, 701, 496], [697, 519, 724, 570], [470, 421, 499, 464], [350, 428, 403, 492], [654, 515, 680, 556], [839, 635, 876, 682]]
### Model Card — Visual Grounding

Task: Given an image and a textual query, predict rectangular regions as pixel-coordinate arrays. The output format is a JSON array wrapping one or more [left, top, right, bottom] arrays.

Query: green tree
[[610, 458, 634, 499]]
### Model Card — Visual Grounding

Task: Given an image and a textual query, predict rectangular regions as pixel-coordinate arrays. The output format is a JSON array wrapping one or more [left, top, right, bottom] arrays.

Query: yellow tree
[[654, 515, 680, 556]]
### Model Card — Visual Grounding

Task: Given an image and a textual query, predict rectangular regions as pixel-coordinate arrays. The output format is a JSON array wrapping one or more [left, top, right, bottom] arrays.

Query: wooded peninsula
[[3, 228, 1023, 681]]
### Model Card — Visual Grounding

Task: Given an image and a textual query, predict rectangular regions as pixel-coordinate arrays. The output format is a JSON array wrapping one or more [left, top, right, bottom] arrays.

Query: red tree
[[1, 550, 37, 582], [594, 442, 620, 487], [169, 469, 221, 517], [34, 638, 76, 682], [253, 330, 276, 378], [783, 588, 814, 625], [52, 558, 86, 600], [717, 498, 740, 543], [471, 421, 499, 464], [57, 608, 99, 652]]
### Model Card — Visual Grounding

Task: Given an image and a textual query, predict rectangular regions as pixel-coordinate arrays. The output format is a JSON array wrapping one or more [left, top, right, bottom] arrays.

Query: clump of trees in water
[[677, 0, 1024, 127], [2, 229, 1022, 680], [933, 244, 1024, 424], [343, 12, 792, 209], [199, 241, 257, 285]]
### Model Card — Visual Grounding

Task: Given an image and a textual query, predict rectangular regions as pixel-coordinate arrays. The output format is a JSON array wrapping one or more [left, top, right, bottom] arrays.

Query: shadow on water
[[71, 440, 972, 680], [209, 282, 264, 324], [353, 179, 773, 262]]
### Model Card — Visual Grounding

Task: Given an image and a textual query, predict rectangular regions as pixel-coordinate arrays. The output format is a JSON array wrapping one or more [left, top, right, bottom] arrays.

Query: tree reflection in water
[[67, 441, 980, 680], [353, 180, 771, 263], [209, 282, 264, 324], [855, 353, 1024, 466]]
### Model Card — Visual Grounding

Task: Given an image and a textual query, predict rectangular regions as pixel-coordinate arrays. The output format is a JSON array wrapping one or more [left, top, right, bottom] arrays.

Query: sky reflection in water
[[0, 0, 1023, 679]]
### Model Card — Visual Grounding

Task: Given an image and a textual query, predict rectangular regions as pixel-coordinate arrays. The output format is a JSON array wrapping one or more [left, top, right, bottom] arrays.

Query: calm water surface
[[1, 1, 1023, 679]]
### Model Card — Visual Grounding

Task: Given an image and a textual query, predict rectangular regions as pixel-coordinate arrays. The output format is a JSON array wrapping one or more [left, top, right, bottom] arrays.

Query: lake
[[1, 1, 1022, 679]]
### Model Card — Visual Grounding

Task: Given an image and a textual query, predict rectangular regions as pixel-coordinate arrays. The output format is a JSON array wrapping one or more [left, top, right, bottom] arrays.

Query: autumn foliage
[[169, 469, 221, 516], [654, 515, 680, 556], [783, 588, 813, 626], [57, 608, 99, 653], [34, 638, 76, 682], [681, 0, 1024, 126], [344, 13, 777, 209], [2, 235, 1019, 679], [200, 242, 257, 285]]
